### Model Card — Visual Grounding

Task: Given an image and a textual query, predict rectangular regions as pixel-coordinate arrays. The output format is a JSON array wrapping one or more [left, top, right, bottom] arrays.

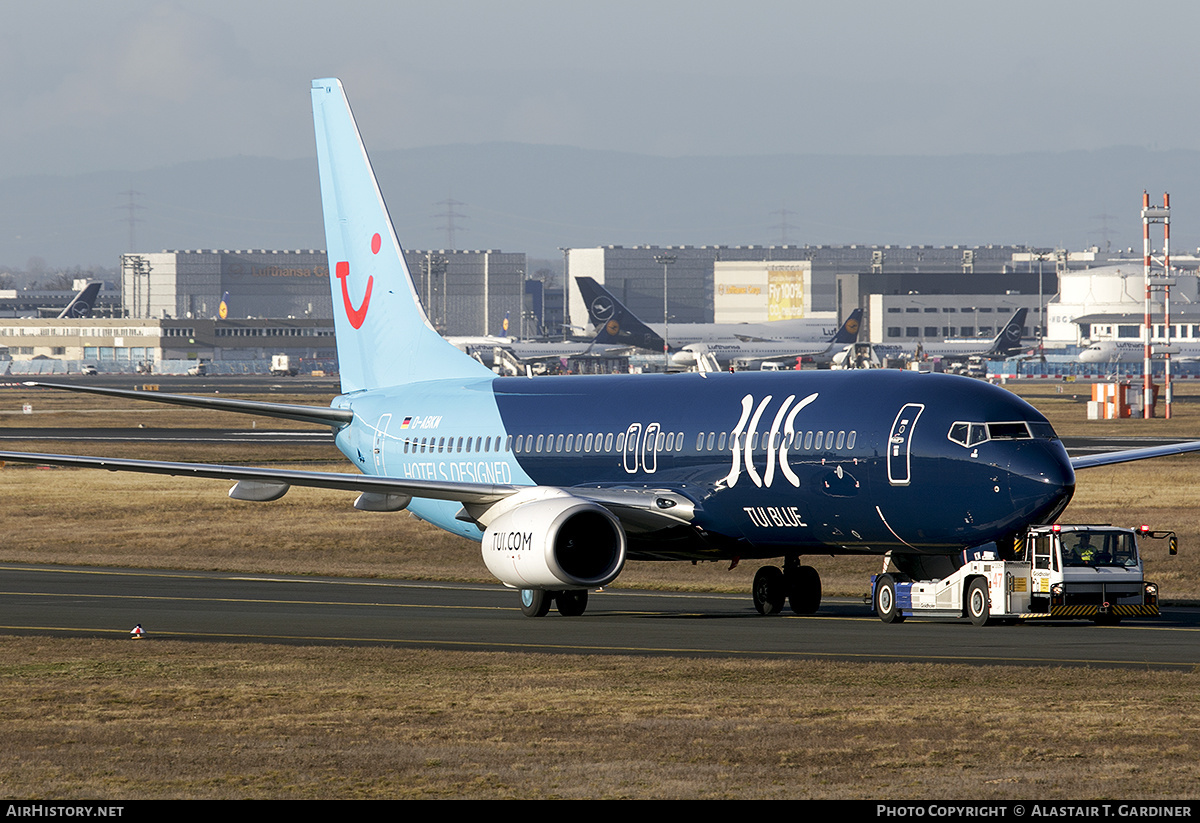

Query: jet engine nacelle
[[482, 491, 627, 590]]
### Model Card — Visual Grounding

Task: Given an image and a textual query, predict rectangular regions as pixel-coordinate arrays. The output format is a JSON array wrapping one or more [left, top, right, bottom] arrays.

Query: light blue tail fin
[[311, 78, 491, 392]]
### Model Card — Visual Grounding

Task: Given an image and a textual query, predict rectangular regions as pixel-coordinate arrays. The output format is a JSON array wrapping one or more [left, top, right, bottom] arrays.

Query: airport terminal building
[[7, 242, 1196, 375], [119, 248, 528, 337], [0, 248, 527, 373], [0, 317, 338, 373], [566, 243, 1059, 344]]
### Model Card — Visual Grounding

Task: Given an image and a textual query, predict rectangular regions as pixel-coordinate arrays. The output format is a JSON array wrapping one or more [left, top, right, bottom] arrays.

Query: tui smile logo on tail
[[335, 232, 380, 329]]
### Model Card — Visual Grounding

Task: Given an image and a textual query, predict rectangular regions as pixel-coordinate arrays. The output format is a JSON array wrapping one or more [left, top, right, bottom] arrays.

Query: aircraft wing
[[0, 450, 516, 505], [507, 344, 637, 362], [565, 486, 699, 532], [0, 450, 698, 532], [21, 381, 353, 427], [1071, 440, 1200, 470]]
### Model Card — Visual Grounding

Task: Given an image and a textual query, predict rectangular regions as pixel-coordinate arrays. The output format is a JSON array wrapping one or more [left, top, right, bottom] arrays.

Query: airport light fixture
[[654, 254, 676, 371]]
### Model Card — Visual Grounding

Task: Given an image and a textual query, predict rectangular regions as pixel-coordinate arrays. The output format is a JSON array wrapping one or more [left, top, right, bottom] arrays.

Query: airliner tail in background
[[56, 281, 102, 319], [576, 276, 667, 352]]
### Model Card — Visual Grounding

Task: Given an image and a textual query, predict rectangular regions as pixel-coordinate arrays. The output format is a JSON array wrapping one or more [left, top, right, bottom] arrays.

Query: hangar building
[[119, 248, 527, 336], [566, 244, 1057, 345]]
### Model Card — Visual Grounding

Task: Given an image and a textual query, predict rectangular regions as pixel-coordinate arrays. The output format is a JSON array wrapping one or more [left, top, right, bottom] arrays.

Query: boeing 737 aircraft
[[676, 309, 863, 370], [864, 309, 1029, 364], [4, 79, 1200, 620]]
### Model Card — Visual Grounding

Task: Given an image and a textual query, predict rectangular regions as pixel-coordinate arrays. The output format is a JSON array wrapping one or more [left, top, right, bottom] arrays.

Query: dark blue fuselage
[[337, 369, 1075, 562]]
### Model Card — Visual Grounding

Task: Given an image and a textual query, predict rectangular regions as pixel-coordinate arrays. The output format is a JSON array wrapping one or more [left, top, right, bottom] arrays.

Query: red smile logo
[[335, 232, 381, 329]]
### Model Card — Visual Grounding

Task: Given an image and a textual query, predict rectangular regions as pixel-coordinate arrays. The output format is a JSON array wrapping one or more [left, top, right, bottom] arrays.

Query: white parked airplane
[[577, 276, 843, 351], [675, 309, 863, 370], [857, 309, 1029, 365], [1078, 339, 1200, 364]]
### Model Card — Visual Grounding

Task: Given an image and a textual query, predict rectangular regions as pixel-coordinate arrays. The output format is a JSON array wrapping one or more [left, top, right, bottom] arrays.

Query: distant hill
[[0, 144, 1194, 269]]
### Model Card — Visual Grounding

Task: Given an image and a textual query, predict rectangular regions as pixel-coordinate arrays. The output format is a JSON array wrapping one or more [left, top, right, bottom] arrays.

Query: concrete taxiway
[[1, 563, 1197, 669]]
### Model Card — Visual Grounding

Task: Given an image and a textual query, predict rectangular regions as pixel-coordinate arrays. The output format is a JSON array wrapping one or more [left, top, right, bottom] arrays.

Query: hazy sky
[[5, 0, 1200, 177]]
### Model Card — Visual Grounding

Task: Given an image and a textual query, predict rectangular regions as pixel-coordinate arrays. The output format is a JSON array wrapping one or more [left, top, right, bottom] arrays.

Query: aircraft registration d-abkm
[[4, 78, 1200, 619]]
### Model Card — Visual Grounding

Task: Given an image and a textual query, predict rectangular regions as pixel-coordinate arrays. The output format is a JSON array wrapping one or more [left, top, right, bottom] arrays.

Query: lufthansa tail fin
[[576, 276, 667, 352], [57, 281, 101, 319], [831, 308, 862, 345], [989, 307, 1028, 356], [311, 79, 490, 392]]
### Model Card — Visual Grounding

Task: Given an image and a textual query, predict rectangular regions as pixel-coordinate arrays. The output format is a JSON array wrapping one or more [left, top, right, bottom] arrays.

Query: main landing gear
[[519, 588, 589, 617], [752, 556, 821, 615]]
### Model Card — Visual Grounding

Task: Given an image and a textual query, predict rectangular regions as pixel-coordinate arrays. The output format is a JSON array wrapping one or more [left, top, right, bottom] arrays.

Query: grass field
[[1, 377, 1199, 799], [3, 639, 1199, 800]]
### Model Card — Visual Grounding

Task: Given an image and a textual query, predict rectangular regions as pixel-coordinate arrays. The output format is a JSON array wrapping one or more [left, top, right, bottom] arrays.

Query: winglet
[[311, 79, 491, 392]]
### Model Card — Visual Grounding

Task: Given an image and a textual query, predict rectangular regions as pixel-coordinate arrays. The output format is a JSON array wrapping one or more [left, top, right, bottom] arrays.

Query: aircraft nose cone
[[1008, 440, 1075, 522]]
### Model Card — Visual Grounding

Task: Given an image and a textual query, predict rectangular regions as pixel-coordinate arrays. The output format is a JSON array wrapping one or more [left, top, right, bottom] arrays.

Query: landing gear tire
[[875, 574, 905, 624], [520, 588, 552, 617], [967, 578, 991, 627], [787, 564, 822, 615], [556, 589, 589, 617], [753, 566, 787, 615]]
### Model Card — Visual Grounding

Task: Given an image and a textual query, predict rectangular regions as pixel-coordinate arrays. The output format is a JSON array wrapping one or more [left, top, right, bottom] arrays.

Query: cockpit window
[[949, 420, 1056, 447], [948, 422, 989, 447], [987, 422, 1031, 440], [1028, 421, 1058, 440]]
